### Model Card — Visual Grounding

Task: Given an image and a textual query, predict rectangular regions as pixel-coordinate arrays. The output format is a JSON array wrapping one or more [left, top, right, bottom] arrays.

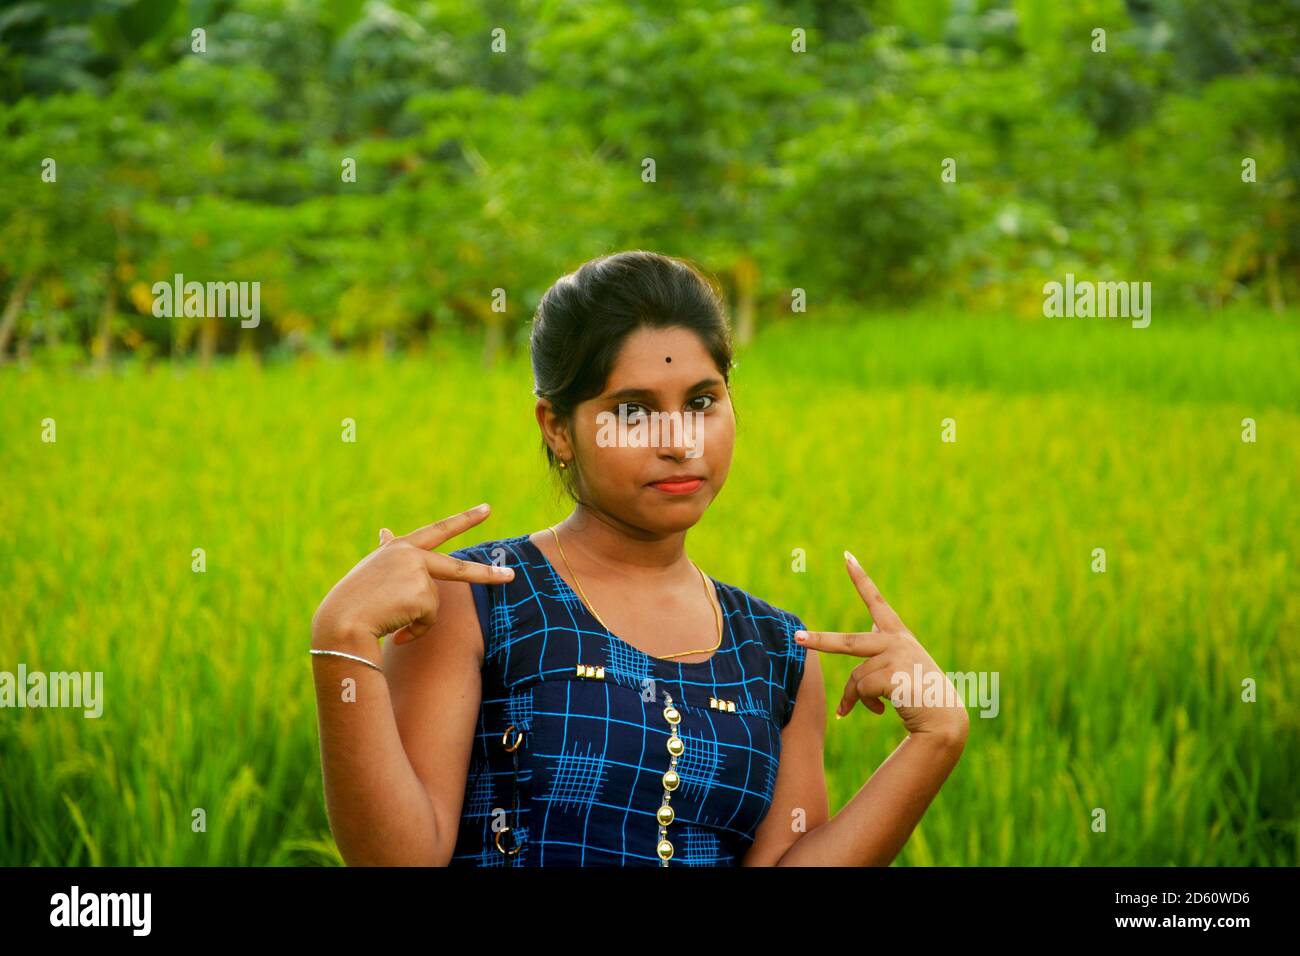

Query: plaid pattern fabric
[[445, 533, 808, 867]]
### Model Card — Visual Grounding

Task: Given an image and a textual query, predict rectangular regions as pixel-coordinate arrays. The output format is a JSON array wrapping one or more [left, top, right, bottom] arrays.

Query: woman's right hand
[[310, 502, 515, 649]]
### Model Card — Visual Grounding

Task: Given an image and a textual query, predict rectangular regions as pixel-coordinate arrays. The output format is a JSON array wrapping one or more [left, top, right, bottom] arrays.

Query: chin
[[654, 515, 705, 535], [641, 496, 711, 532]]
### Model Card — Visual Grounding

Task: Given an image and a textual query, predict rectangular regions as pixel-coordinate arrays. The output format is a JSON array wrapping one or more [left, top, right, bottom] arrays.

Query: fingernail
[[844, 549, 859, 567], [475, 503, 489, 512], [795, 631, 806, 642], [496, 566, 513, 576], [835, 711, 843, 720]]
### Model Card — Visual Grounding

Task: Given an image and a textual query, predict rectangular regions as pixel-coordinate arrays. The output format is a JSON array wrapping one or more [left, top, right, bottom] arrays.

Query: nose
[[656, 409, 704, 461]]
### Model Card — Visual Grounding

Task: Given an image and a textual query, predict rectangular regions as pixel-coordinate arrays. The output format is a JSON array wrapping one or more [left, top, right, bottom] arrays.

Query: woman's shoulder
[[710, 577, 808, 727], [709, 576, 805, 655], [442, 533, 543, 661], [446, 532, 534, 567], [711, 575, 804, 627]]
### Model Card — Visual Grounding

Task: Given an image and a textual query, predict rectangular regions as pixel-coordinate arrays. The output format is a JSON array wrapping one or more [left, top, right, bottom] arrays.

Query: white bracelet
[[310, 647, 383, 672]]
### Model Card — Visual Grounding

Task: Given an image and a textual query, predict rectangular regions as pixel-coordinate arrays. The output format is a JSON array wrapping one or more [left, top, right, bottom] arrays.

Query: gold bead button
[[667, 736, 684, 757], [657, 804, 675, 826], [663, 769, 679, 790], [657, 839, 674, 861], [663, 706, 680, 724]]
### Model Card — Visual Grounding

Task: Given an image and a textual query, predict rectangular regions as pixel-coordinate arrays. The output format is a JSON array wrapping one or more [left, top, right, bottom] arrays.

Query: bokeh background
[[0, 0, 1297, 865]]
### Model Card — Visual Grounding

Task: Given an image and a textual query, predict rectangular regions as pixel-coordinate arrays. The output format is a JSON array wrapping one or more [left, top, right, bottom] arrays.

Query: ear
[[536, 398, 573, 460]]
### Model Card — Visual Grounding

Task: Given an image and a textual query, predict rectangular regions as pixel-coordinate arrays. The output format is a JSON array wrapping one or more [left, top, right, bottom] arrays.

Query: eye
[[690, 394, 716, 411], [619, 402, 648, 422]]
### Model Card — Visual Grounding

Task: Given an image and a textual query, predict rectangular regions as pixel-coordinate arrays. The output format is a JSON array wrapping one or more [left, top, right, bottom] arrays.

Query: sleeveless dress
[[444, 533, 808, 867]]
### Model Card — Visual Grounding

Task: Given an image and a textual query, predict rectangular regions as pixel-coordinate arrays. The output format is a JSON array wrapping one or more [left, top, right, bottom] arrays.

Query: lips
[[648, 476, 705, 495]]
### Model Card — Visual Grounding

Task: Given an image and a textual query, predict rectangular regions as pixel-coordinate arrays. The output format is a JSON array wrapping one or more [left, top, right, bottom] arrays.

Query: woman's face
[[543, 325, 735, 534]]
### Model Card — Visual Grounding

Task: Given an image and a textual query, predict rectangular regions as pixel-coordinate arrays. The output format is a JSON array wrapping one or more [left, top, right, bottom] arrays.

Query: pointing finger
[[403, 503, 493, 551], [844, 551, 904, 631], [424, 550, 515, 584], [795, 628, 888, 658]]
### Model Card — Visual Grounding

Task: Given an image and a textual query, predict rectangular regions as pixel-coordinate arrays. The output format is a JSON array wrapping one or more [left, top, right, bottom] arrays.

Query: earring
[[559, 460, 568, 469]]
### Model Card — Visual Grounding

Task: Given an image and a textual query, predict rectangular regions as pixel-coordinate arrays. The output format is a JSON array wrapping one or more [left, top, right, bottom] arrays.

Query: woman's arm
[[743, 648, 967, 866], [741, 649, 830, 866], [749, 550, 971, 866], [310, 506, 511, 866], [776, 723, 966, 866], [311, 624, 442, 866], [312, 576, 483, 866], [384, 577, 484, 865]]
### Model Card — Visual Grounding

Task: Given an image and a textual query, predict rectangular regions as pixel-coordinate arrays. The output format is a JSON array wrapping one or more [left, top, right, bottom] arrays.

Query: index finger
[[424, 550, 516, 584], [401, 503, 493, 550], [794, 629, 889, 657], [844, 550, 904, 631]]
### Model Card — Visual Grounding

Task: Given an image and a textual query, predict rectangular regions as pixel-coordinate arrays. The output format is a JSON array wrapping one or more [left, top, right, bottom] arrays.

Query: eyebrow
[[603, 378, 724, 402]]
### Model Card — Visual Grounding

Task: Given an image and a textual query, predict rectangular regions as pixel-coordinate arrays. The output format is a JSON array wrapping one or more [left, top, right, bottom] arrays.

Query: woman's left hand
[[795, 550, 969, 743]]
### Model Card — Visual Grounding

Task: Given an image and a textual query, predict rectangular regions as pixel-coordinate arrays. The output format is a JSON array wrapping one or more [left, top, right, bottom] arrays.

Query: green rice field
[[1, 310, 1297, 865]]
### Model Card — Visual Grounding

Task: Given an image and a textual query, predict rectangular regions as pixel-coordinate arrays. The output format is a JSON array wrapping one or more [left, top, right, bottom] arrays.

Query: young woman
[[310, 250, 968, 866]]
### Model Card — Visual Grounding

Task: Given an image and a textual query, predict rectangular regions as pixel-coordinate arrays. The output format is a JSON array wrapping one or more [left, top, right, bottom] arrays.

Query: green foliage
[[0, 0, 1296, 362]]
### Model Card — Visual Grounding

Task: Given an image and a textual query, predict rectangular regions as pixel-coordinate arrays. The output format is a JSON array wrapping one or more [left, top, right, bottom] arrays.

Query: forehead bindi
[[603, 328, 717, 397]]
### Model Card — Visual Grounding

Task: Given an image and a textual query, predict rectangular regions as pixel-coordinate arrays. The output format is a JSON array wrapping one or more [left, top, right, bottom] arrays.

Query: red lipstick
[[647, 476, 704, 495]]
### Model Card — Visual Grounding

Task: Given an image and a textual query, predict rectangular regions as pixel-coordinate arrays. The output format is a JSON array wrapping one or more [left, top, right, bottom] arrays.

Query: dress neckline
[[520, 533, 730, 670]]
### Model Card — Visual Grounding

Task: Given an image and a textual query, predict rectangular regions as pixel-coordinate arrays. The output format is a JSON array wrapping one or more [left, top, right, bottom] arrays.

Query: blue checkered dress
[[444, 533, 808, 867]]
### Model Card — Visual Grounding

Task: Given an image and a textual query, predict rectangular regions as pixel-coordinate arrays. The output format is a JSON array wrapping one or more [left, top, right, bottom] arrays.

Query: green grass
[[1, 310, 1297, 865]]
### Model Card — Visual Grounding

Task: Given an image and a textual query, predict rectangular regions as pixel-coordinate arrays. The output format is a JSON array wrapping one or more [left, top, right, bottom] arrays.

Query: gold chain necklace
[[546, 525, 722, 660]]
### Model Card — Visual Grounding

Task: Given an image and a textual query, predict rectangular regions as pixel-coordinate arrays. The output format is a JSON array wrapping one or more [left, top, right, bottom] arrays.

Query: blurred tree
[[0, 0, 1296, 364]]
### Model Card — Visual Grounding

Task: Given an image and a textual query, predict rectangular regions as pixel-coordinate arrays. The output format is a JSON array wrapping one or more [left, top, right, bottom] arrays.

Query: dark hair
[[530, 250, 736, 503]]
